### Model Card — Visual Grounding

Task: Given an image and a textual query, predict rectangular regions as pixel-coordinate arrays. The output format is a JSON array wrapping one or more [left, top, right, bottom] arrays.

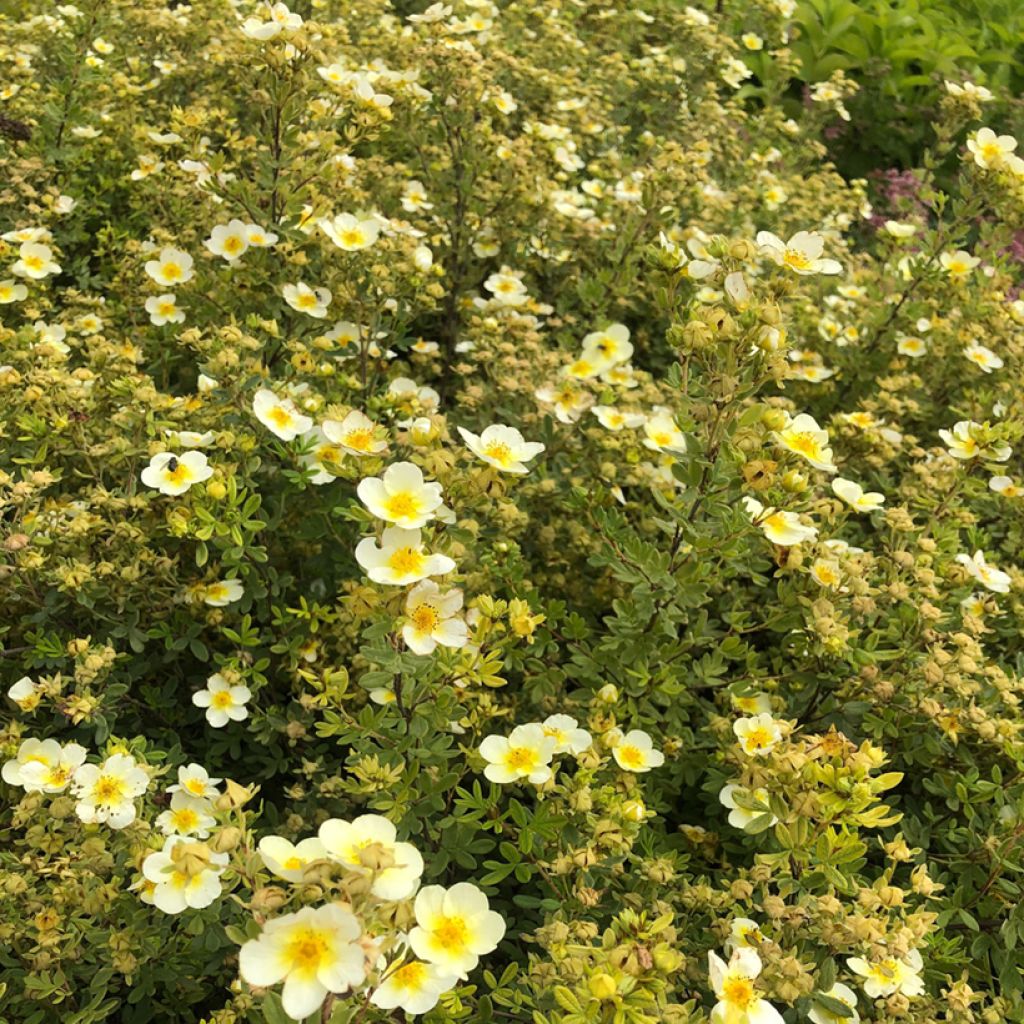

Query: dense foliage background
[[1, 0, 1023, 1022]]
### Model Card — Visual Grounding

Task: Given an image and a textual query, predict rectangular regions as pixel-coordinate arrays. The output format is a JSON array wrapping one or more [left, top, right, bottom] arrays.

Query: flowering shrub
[[2, 1, 1024, 1023]]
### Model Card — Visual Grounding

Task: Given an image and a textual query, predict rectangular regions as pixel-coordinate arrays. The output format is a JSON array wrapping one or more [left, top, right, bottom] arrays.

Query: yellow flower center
[[388, 546, 426, 576], [185, 779, 206, 796], [223, 235, 245, 255], [268, 406, 294, 429], [343, 428, 375, 452], [744, 727, 774, 751], [390, 961, 428, 992], [171, 807, 200, 831], [162, 262, 182, 281], [158, 301, 176, 316], [617, 744, 644, 768], [651, 432, 673, 447], [433, 916, 469, 952], [722, 976, 755, 1009], [782, 248, 811, 270], [286, 928, 332, 972], [505, 746, 538, 771], [94, 775, 126, 803], [24, 254, 45, 271], [482, 441, 514, 467], [785, 432, 821, 458], [411, 603, 440, 632], [45, 766, 72, 787], [283, 856, 305, 871], [211, 690, 234, 710], [164, 460, 192, 485], [981, 142, 1003, 161], [296, 292, 319, 309], [340, 229, 365, 247], [384, 492, 420, 519]]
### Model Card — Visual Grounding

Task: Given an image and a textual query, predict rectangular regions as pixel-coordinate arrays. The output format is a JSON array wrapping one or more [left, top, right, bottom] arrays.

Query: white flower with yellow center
[[203, 578, 243, 607], [372, 958, 458, 1016], [581, 323, 633, 368], [708, 948, 784, 1024], [258, 835, 327, 883], [300, 426, 345, 485], [535, 382, 593, 424], [846, 949, 924, 998], [643, 412, 687, 454], [611, 729, 665, 772], [719, 783, 777, 830], [742, 497, 817, 546], [144, 293, 185, 326], [0, 279, 28, 303], [7, 676, 41, 712], [401, 180, 433, 212], [71, 753, 149, 829], [358, 462, 444, 529], [956, 550, 1011, 594], [832, 477, 885, 512], [193, 672, 252, 727], [239, 905, 366, 1020], [403, 580, 468, 655], [964, 343, 1003, 373], [356, 526, 456, 586], [484, 270, 528, 306], [966, 127, 1017, 169], [205, 219, 250, 262], [940, 249, 980, 279], [141, 836, 229, 915], [253, 388, 314, 441], [319, 813, 425, 899], [741, 32, 763, 50], [480, 724, 557, 784], [320, 212, 380, 251], [12, 241, 61, 279], [990, 475, 1024, 498], [773, 413, 836, 473], [144, 247, 195, 286], [409, 882, 506, 978], [283, 281, 332, 319], [246, 222, 278, 247], [808, 983, 860, 1024], [757, 230, 842, 276], [458, 424, 545, 474], [21, 742, 86, 793], [897, 335, 927, 357], [2, 226, 50, 243], [168, 762, 222, 800], [130, 153, 164, 180], [731, 691, 771, 715], [323, 410, 388, 456], [156, 791, 216, 838], [810, 558, 843, 589], [733, 714, 783, 757], [884, 220, 917, 238], [939, 420, 1011, 462], [726, 918, 766, 953], [541, 714, 592, 755], [141, 451, 213, 495], [592, 406, 645, 431]]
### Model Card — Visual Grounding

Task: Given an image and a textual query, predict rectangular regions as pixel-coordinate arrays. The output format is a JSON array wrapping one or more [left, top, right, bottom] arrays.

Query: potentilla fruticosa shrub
[[1, 1, 1024, 1022]]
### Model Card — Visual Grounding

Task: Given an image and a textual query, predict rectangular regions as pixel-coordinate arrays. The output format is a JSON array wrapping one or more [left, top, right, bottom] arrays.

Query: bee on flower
[[141, 451, 214, 495], [283, 282, 332, 319], [733, 713, 784, 756], [846, 949, 924, 998]]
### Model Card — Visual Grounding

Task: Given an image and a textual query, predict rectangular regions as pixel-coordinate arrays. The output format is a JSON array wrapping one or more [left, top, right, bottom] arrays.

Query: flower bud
[[588, 973, 618, 1001]]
